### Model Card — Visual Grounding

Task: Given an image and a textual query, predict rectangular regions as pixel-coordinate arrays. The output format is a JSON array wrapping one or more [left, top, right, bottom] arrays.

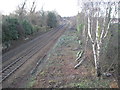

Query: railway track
[[2, 25, 61, 69], [2, 25, 65, 70], [1, 24, 67, 83], [2, 25, 64, 64]]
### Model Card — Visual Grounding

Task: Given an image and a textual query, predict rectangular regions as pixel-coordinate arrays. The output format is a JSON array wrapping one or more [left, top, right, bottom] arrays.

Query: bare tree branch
[[30, 0, 36, 13], [19, 0, 27, 16], [74, 56, 86, 69], [76, 51, 84, 61]]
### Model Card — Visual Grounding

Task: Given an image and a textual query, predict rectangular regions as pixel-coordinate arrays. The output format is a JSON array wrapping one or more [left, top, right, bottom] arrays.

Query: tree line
[[2, 0, 61, 48]]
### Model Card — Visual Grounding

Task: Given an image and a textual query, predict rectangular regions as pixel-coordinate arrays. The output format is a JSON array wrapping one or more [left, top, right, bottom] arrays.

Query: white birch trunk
[[77, 0, 118, 77], [96, 15, 101, 76], [88, 15, 99, 76], [88, 15, 93, 43]]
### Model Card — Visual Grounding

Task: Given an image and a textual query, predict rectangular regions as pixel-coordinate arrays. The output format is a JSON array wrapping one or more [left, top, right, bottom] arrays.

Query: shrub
[[21, 20, 33, 35], [33, 25, 43, 32], [47, 12, 58, 28], [2, 17, 19, 42]]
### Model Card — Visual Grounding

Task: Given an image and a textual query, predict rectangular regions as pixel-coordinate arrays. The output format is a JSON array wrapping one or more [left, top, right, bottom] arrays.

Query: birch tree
[[75, 0, 118, 77]]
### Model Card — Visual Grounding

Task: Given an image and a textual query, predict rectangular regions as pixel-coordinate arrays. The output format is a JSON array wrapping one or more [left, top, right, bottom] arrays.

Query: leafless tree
[[75, 0, 118, 77]]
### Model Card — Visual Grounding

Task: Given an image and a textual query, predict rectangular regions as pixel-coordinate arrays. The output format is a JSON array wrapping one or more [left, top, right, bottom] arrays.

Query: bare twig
[[19, 0, 27, 16], [76, 50, 84, 61], [30, 0, 36, 13]]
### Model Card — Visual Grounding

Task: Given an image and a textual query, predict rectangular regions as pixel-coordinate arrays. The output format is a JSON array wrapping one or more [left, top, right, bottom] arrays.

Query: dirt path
[[2, 24, 68, 88], [31, 28, 118, 88]]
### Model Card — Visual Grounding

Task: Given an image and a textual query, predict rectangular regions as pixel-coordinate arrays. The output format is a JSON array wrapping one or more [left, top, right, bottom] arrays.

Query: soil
[[31, 27, 118, 88]]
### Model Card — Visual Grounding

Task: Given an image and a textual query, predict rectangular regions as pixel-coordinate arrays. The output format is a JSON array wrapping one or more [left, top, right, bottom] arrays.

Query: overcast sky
[[0, 0, 78, 17]]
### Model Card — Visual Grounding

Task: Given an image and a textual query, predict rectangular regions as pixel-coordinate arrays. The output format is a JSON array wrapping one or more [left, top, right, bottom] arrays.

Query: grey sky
[[0, 0, 78, 17]]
